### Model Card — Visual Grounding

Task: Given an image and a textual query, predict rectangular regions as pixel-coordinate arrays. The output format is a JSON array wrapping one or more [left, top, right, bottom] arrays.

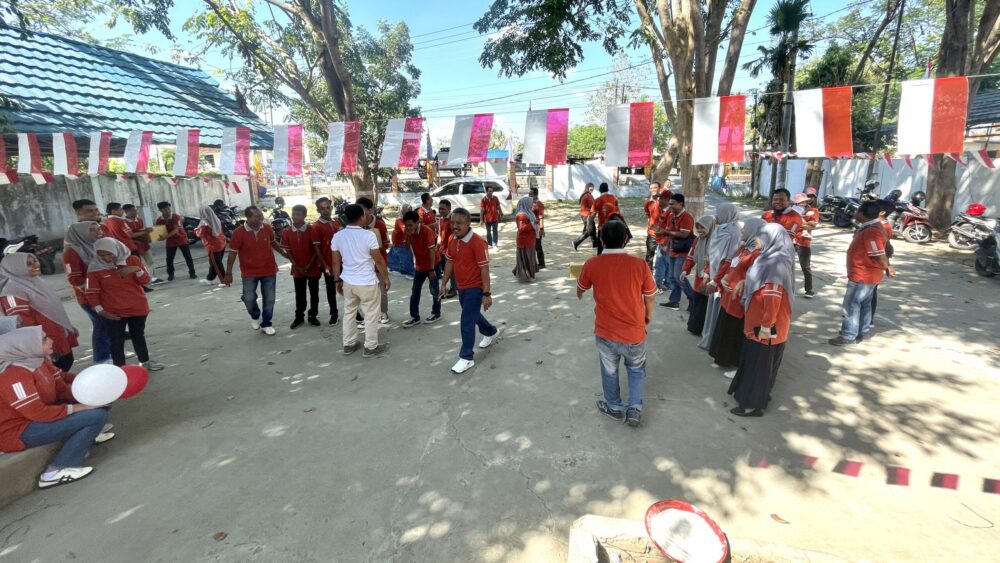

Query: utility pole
[[868, 0, 905, 184], [776, 26, 799, 192]]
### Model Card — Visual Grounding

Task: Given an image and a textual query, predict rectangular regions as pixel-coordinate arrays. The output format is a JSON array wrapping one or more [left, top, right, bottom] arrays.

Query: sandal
[[730, 407, 763, 417]]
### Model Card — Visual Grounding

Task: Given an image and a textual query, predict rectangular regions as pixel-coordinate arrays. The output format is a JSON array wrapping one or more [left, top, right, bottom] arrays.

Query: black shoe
[[538, 264, 546, 270], [363, 343, 389, 358], [189, 272, 198, 279], [167, 274, 175, 281], [424, 313, 441, 324], [625, 407, 641, 427], [573, 240, 580, 251], [402, 317, 421, 328], [290, 318, 305, 329], [596, 400, 625, 421], [355, 313, 364, 322], [730, 407, 763, 417], [803, 290, 815, 299], [142, 286, 154, 293], [308, 317, 321, 327], [659, 302, 680, 310], [329, 315, 339, 326], [827, 336, 857, 346]]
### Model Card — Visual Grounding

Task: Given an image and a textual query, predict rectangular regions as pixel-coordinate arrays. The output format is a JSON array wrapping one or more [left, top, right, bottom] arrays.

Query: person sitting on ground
[[86, 238, 164, 371], [401, 210, 441, 327], [512, 197, 540, 282], [0, 254, 79, 371], [281, 205, 322, 329], [577, 220, 657, 428], [155, 201, 197, 281], [0, 325, 114, 489], [123, 204, 161, 284]]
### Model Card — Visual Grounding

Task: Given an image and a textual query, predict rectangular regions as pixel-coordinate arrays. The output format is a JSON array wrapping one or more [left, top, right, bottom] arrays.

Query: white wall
[[551, 164, 615, 200]]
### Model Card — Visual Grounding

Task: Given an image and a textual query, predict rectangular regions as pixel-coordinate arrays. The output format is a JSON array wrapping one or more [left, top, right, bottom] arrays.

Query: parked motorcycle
[[828, 180, 880, 228], [211, 199, 243, 239], [974, 222, 1000, 277], [268, 197, 291, 243], [888, 198, 934, 244], [182, 215, 202, 245], [0, 235, 57, 275], [947, 202, 999, 250]]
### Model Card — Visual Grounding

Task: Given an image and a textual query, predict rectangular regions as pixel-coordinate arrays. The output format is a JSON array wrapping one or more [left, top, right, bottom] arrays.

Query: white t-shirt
[[331, 226, 379, 286]]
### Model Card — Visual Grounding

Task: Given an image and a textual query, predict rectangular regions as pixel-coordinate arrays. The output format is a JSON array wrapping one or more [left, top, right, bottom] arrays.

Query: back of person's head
[[451, 208, 471, 221], [875, 200, 896, 217], [157, 201, 171, 210], [292, 204, 307, 215], [670, 193, 685, 205], [73, 198, 96, 210], [106, 202, 122, 214], [122, 204, 136, 212], [599, 183, 609, 193], [859, 200, 881, 220], [316, 196, 331, 207], [344, 204, 365, 223], [420, 192, 431, 204], [244, 205, 261, 218], [356, 196, 374, 210], [601, 220, 627, 249], [403, 210, 420, 223]]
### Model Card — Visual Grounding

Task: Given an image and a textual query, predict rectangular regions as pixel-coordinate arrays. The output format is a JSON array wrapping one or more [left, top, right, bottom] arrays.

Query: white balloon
[[72, 364, 128, 406]]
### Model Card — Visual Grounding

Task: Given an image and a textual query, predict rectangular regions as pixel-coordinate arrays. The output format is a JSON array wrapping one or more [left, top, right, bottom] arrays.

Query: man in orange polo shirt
[[577, 220, 657, 428], [762, 188, 803, 240], [642, 182, 663, 271], [402, 210, 441, 327], [793, 192, 818, 297], [480, 185, 502, 249], [592, 183, 620, 254], [223, 206, 291, 336], [829, 201, 895, 346], [572, 183, 597, 251]]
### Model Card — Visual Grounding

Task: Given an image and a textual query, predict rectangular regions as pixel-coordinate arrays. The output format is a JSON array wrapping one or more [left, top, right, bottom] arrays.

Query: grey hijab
[[516, 197, 539, 237], [742, 223, 796, 310], [198, 204, 223, 235], [89, 237, 133, 272], [740, 217, 767, 251], [0, 253, 76, 332], [63, 221, 100, 265], [0, 326, 46, 372], [708, 203, 741, 277], [693, 215, 716, 275]]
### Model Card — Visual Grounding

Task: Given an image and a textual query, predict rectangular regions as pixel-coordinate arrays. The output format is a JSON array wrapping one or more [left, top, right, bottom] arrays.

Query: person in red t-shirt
[[435, 199, 458, 299], [572, 183, 597, 251], [281, 205, 322, 329], [592, 183, 620, 255], [480, 185, 503, 249], [223, 206, 291, 336], [577, 220, 656, 428], [440, 208, 503, 375], [829, 201, 895, 346], [196, 204, 229, 286], [86, 238, 163, 371], [513, 197, 539, 282], [658, 193, 696, 309], [417, 192, 437, 230], [401, 210, 441, 327], [155, 201, 197, 281], [529, 187, 547, 269], [679, 215, 715, 336], [310, 197, 341, 325], [62, 220, 112, 363], [792, 192, 818, 297], [101, 202, 138, 253], [122, 204, 160, 284], [642, 182, 666, 270]]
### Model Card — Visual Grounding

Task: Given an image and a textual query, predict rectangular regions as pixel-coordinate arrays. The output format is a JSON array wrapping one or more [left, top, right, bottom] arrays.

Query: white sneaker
[[199, 279, 212, 286], [38, 466, 93, 488], [217, 282, 228, 288], [101, 423, 114, 433], [262, 326, 276, 336], [94, 432, 115, 444], [479, 323, 505, 349], [251, 319, 262, 331], [723, 369, 737, 380], [451, 359, 475, 374], [150, 277, 166, 285], [379, 313, 390, 325]]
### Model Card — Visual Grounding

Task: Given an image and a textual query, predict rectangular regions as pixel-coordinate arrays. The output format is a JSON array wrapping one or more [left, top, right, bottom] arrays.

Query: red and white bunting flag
[[16, 133, 42, 174], [969, 149, 996, 169], [897, 77, 968, 156], [854, 152, 872, 160], [606, 102, 656, 167], [123, 130, 153, 174], [793, 87, 854, 158], [523, 108, 570, 165], [379, 117, 424, 168], [172, 128, 200, 177], [947, 152, 968, 167], [324, 121, 361, 174], [903, 155, 913, 170], [447, 114, 494, 166], [926, 154, 938, 170], [773, 152, 784, 161], [219, 127, 250, 175], [87, 131, 112, 175], [883, 152, 893, 168], [230, 180, 242, 194], [0, 136, 9, 185], [52, 132, 80, 176], [691, 96, 745, 165], [272, 124, 303, 176]]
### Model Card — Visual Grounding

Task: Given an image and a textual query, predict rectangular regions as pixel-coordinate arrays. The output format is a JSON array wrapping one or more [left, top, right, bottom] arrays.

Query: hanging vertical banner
[[447, 113, 494, 166], [896, 77, 968, 156], [219, 127, 250, 175], [523, 108, 570, 165], [52, 132, 80, 176], [87, 131, 112, 175], [123, 130, 153, 174], [692, 96, 745, 165], [0, 136, 9, 185], [793, 87, 854, 158], [324, 121, 361, 174], [606, 102, 655, 167], [172, 128, 201, 176], [272, 124, 304, 177], [16, 133, 42, 174], [379, 117, 424, 168]]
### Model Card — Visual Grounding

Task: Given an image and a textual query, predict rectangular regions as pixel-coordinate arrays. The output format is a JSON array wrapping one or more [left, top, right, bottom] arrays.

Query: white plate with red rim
[[644, 499, 729, 563]]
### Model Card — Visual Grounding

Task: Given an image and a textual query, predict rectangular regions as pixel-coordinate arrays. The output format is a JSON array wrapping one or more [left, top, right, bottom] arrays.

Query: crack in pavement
[[0, 503, 62, 550]]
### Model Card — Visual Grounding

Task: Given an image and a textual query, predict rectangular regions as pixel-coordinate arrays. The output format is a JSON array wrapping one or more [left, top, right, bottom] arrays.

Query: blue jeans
[[485, 222, 499, 246], [667, 254, 695, 304], [410, 269, 441, 319], [436, 257, 457, 292], [595, 336, 647, 411], [242, 275, 277, 328], [654, 246, 670, 289], [458, 287, 497, 360], [839, 280, 877, 340], [20, 408, 109, 468], [79, 303, 111, 363]]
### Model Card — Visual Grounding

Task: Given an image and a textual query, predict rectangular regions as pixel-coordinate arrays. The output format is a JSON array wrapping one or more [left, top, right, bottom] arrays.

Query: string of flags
[[0, 76, 997, 186]]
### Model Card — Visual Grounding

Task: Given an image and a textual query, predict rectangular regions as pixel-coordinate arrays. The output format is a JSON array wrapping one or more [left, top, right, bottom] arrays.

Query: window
[[437, 183, 461, 196], [463, 182, 486, 195]]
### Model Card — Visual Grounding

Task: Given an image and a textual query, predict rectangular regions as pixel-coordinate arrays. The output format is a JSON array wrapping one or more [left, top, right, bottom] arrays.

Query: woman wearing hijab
[[512, 197, 539, 282], [196, 204, 228, 286], [727, 223, 795, 417], [0, 253, 79, 370], [699, 203, 742, 350], [85, 239, 163, 371], [62, 221, 111, 364], [389, 203, 416, 278], [680, 215, 715, 336], [709, 217, 766, 375], [0, 325, 112, 488]]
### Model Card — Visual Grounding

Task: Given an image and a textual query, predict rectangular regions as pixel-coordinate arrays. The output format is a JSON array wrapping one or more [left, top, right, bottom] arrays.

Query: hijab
[[742, 223, 796, 310], [0, 314, 20, 336], [693, 215, 716, 275], [515, 197, 539, 237], [63, 221, 100, 265], [0, 254, 75, 331], [89, 237, 132, 272], [708, 203, 741, 277], [198, 204, 223, 235], [0, 326, 47, 372], [740, 217, 767, 251]]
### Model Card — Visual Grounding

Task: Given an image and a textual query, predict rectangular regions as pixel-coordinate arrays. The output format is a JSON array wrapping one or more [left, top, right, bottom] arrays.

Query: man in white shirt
[[331, 204, 390, 358]]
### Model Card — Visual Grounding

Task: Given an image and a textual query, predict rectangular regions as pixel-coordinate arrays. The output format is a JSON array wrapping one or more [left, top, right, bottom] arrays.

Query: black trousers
[[535, 237, 546, 269], [321, 272, 340, 320], [108, 316, 148, 366], [165, 245, 196, 277], [293, 275, 321, 320], [572, 216, 596, 248], [645, 235, 657, 271], [205, 250, 226, 281], [796, 245, 813, 293], [53, 352, 74, 372]]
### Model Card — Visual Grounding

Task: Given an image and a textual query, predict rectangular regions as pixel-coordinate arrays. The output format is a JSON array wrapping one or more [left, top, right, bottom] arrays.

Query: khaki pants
[[343, 283, 381, 349]]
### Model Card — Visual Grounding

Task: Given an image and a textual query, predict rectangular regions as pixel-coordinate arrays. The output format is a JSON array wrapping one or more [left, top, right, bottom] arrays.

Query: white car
[[413, 178, 515, 218]]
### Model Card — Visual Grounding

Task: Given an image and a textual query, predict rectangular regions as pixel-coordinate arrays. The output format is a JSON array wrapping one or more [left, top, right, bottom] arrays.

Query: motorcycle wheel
[[818, 209, 833, 222], [947, 231, 978, 250], [36, 252, 56, 276], [975, 256, 996, 277], [833, 212, 853, 228], [903, 224, 932, 244]]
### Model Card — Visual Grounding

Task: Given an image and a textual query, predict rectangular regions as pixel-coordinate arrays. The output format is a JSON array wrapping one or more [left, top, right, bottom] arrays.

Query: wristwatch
[[483, 292, 492, 297]]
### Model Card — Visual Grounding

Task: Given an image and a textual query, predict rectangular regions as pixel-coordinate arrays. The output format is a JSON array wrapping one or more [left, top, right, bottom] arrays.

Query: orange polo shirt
[[743, 283, 792, 344], [409, 224, 437, 272], [230, 224, 278, 278], [579, 192, 595, 217], [721, 248, 761, 318], [445, 232, 490, 290], [847, 223, 888, 284], [795, 206, 819, 248], [101, 216, 137, 252], [310, 219, 340, 270], [644, 199, 659, 236], [593, 194, 619, 228], [577, 249, 657, 345], [62, 247, 89, 305], [481, 196, 501, 223], [762, 208, 803, 240], [1, 296, 79, 356]]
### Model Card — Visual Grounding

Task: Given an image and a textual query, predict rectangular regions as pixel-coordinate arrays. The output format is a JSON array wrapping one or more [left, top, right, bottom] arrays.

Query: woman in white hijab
[[727, 223, 796, 417], [512, 197, 539, 282], [698, 203, 742, 350], [196, 204, 228, 285]]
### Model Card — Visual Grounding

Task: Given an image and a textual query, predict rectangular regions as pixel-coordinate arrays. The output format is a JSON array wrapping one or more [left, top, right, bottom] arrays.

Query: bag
[[671, 234, 694, 254]]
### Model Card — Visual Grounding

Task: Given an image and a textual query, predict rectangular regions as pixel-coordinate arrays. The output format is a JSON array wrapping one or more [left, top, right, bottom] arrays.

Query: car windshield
[[437, 183, 460, 196]]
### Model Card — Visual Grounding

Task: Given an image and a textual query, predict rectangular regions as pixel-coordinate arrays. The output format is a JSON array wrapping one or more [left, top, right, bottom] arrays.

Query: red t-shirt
[[653, 208, 671, 245], [720, 248, 760, 318], [593, 194, 619, 227], [743, 283, 792, 344], [392, 219, 406, 246], [155, 213, 189, 247], [667, 210, 695, 257], [579, 192, 595, 217], [1, 296, 79, 356], [373, 218, 389, 262], [847, 223, 888, 284], [0, 360, 76, 453], [85, 255, 151, 318], [230, 224, 279, 278], [795, 206, 819, 248], [409, 224, 437, 271], [515, 213, 537, 249], [644, 199, 659, 236], [126, 218, 150, 254], [101, 216, 137, 252], [437, 216, 453, 256], [62, 247, 89, 305], [310, 219, 340, 270], [577, 250, 657, 345], [445, 232, 490, 290], [532, 200, 545, 227], [417, 206, 437, 229], [762, 209, 803, 240], [280, 225, 320, 278], [196, 225, 227, 253], [481, 196, 501, 223]]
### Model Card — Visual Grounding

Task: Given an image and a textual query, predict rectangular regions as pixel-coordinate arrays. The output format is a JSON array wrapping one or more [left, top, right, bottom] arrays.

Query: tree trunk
[[651, 136, 679, 184]]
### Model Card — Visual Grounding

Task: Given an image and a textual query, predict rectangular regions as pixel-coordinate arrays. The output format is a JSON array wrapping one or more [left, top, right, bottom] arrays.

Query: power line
[[410, 20, 480, 39]]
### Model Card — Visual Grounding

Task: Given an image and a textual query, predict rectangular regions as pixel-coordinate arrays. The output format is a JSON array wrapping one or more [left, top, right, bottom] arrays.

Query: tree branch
[[718, 0, 756, 96], [851, 0, 900, 85]]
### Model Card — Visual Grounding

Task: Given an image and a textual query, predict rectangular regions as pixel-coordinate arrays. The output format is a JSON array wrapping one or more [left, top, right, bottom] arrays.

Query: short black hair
[[859, 200, 881, 220], [106, 202, 122, 213], [403, 210, 420, 223], [157, 201, 171, 210], [650, 181, 661, 188], [875, 200, 896, 216], [669, 193, 685, 204], [529, 187, 539, 196], [451, 208, 471, 221], [600, 220, 627, 249], [356, 196, 374, 210], [773, 188, 791, 198], [292, 204, 308, 214], [438, 199, 452, 209], [420, 192, 431, 203], [316, 197, 331, 207], [73, 199, 96, 210], [244, 205, 261, 218], [344, 204, 365, 223], [122, 204, 136, 212], [599, 183, 609, 193]]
